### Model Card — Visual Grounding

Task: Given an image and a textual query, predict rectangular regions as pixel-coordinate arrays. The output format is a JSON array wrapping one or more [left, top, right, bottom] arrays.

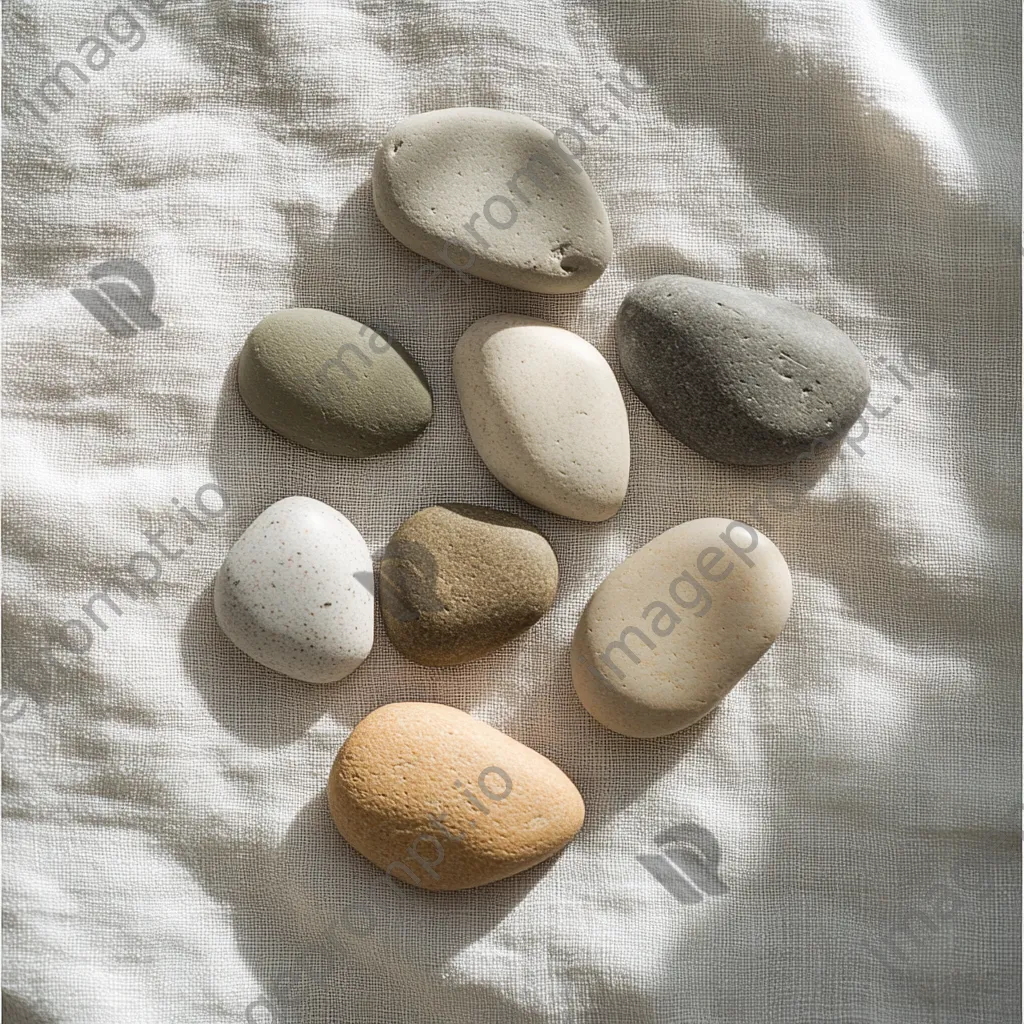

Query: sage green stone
[[238, 308, 433, 458]]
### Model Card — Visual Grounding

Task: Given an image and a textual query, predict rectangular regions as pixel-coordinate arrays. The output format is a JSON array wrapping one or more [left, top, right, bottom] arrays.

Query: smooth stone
[[328, 702, 585, 890], [616, 275, 871, 465], [380, 504, 558, 666], [453, 314, 631, 521], [214, 496, 373, 684], [571, 518, 792, 737], [237, 308, 432, 458], [372, 108, 613, 294]]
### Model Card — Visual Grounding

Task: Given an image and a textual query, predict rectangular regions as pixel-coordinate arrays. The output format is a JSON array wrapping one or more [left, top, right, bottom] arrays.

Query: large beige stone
[[571, 518, 792, 737], [453, 314, 631, 522], [372, 108, 613, 294], [328, 703, 585, 890]]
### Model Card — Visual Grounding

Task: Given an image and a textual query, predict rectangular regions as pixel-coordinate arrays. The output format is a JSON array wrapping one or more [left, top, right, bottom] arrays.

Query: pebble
[[214, 496, 373, 684], [372, 108, 613, 294], [237, 308, 432, 458], [328, 702, 585, 890], [571, 518, 792, 737], [454, 314, 631, 521], [380, 504, 558, 666], [616, 275, 871, 465]]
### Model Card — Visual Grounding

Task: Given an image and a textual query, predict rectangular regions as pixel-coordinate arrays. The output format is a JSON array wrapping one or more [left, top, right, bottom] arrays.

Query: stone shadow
[[179, 789, 557, 1024]]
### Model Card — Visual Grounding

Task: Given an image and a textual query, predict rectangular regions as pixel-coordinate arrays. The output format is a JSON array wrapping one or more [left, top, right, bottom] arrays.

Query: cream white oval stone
[[214, 496, 373, 684], [571, 518, 792, 736], [453, 314, 630, 521]]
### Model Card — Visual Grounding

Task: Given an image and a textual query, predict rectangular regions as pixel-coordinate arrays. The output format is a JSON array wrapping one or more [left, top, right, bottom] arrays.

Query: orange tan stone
[[328, 703, 585, 890]]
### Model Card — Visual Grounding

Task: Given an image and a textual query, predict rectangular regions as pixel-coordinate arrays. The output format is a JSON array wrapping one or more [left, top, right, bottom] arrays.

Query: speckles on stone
[[616, 275, 871, 465], [213, 496, 373, 684]]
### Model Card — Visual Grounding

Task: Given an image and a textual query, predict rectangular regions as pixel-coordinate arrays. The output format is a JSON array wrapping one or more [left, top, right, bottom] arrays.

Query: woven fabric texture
[[2, 1, 1020, 1022]]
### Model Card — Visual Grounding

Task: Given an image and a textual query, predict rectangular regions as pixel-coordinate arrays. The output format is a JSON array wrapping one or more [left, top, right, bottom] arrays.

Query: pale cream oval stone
[[571, 518, 792, 737], [328, 702, 585, 890], [453, 314, 631, 522]]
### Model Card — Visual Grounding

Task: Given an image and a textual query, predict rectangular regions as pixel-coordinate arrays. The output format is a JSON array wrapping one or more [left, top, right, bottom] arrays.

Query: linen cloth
[[2, 1, 1020, 1022]]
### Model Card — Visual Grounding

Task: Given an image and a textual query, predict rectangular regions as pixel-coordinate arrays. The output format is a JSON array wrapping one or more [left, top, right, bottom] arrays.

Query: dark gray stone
[[616, 275, 871, 465]]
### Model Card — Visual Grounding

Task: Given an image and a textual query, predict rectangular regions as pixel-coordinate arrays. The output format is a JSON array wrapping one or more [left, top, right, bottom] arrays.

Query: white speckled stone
[[372, 108, 613, 294], [214, 496, 373, 684], [453, 314, 631, 522], [571, 518, 792, 737]]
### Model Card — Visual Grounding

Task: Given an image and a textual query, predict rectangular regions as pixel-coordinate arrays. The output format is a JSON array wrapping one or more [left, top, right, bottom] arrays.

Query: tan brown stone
[[379, 504, 558, 666]]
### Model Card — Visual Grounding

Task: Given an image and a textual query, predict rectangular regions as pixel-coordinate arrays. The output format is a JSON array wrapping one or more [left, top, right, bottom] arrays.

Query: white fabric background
[[2, 1, 1020, 1022]]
